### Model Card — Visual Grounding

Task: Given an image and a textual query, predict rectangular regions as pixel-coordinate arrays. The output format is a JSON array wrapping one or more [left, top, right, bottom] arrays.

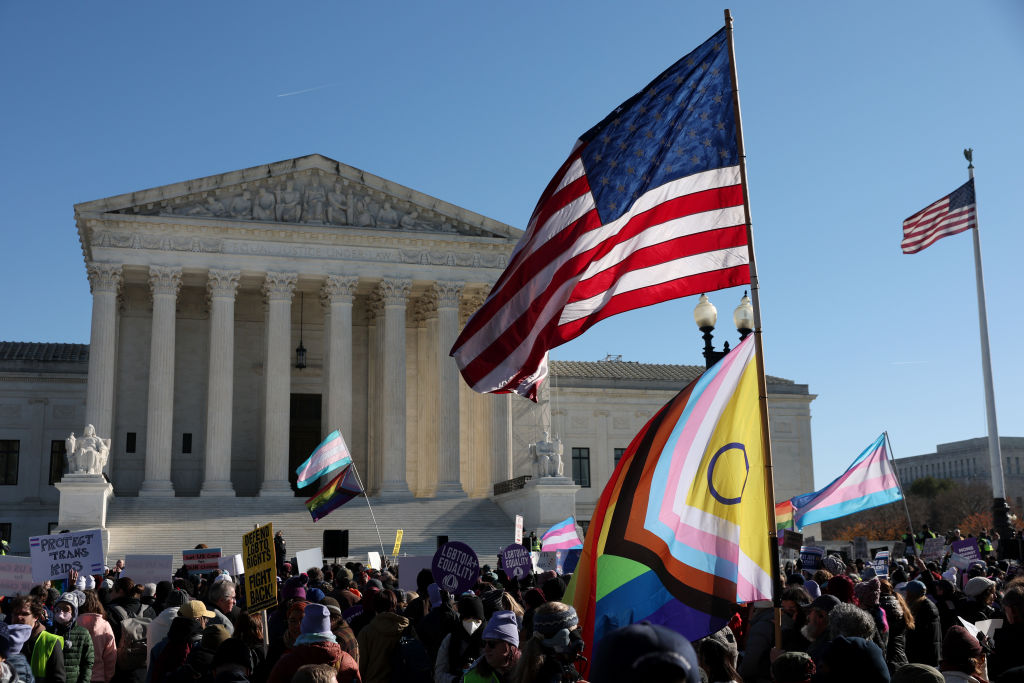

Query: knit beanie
[[282, 575, 308, 601], [905, 580, 926, 600], [458, 595, 485, 622], [891, 663, 944, 683], [542, 577, 566, 602], [771, 651, 815, 683], [427, 583, 443, 608], [0, 623, 31, 657], [321, 597, 343, 617], [822, 555, 846, 575], [941, 625, 982, 670], [306, 587, 325, 603], [212, 638, 253, 670], [301, 604, 332, 635], [590, 622, 699, 683], [482, 610, 519, 648], [855, 577, 881, 607], [964, 576, 995, 598], [826, 575, 856, 604], [804, 579, 821, 599], [481, 589, 505, 617], [532, 603, 578, 638]]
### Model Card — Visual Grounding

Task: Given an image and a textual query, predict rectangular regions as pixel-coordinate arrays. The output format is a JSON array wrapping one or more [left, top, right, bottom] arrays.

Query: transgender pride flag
[[541, 516, 583, 551], [792, 434, 902, 528], [295, 430, 352, 489]]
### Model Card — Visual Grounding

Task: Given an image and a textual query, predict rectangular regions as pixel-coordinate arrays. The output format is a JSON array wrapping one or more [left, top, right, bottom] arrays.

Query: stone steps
[[105, 495, 515, 571]]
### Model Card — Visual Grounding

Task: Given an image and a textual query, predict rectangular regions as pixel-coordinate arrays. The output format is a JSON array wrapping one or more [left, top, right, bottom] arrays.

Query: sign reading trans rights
[[432, 541, 479, 595]]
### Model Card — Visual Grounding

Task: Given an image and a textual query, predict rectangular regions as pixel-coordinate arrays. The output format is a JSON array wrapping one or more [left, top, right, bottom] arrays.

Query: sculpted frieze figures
[[303, 174, 327, 223], [228, 192, 251, 219], [377, 202, 399, 229], [276, 181, 302, 222], [327, 182, 350, 225], [254, 187, 276, 220]]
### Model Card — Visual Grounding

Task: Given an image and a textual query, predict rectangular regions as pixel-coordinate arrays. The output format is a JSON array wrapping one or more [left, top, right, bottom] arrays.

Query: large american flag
[[901, 179, 977, 254], [451, 26, 750, 398]]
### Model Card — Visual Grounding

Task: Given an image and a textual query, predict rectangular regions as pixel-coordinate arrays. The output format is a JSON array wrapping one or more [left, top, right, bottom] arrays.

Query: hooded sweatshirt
[[50, 593, 95, 683], [74, 613, 116, 683], [356, 612, 411, 683], [2, 623, 36, 683]]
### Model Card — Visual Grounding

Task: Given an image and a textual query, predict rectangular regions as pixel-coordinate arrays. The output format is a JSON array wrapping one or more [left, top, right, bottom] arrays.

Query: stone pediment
[[75, 154, 520, 241]]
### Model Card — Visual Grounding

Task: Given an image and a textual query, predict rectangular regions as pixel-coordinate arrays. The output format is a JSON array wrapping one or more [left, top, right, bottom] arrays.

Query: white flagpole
[[964, 150, 1011, 541], [347, 459, 391, 568]]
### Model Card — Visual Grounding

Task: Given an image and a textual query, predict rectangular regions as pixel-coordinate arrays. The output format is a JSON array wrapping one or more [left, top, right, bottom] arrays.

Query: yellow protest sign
[[242, 523, 277, 613], [392, 529, 404, 556]]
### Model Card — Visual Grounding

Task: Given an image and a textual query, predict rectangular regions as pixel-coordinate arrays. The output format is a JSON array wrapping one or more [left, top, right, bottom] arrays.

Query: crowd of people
[[1, 529, 1022, 683]]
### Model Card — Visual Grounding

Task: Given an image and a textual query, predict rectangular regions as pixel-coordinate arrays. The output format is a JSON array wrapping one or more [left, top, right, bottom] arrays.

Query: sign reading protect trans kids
[[242, 523, 277, 613], [29, 529, 105, 582]]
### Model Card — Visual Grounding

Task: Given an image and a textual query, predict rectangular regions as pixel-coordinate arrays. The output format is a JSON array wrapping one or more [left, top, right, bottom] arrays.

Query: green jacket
[[51, 623, 93, 683]]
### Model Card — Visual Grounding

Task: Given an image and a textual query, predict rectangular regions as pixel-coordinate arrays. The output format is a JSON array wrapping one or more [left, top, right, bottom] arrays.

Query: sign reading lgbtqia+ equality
[[501, 544, 533, 579], [29, 528, 104, 582], [432, 541, 479, 595]]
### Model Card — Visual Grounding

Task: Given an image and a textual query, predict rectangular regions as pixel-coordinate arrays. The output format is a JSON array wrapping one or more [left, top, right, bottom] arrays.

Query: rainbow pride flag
[[791, 434, 901, 528], [567, 335, 772, 654], [304, 464, 362, 522], [775, 501, 795, 532], [541, 516, 583, 551], [295, 430, 352, 488]]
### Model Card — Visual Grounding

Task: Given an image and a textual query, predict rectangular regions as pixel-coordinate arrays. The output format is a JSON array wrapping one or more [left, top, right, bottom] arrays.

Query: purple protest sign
[[501, 544, 533, 579], [432, 541, 480, 595]]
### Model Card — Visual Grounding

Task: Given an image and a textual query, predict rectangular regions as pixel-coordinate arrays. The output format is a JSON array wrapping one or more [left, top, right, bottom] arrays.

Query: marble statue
[[254, 187, 276, 220], [530, 431, 564, 478], [377, 201, 399, 229], [327, 182, 349, 225], [65, 424, 111, 475], [355, 200, 375, 227], [303, 175, 327, 223], [276, 181, 301, 222], [399, 209, 424, 230], [229, 192, 252, 219]]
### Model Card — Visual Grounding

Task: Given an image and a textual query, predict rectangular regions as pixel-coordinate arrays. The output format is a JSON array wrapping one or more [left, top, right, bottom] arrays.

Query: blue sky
[[2, 1, 1022, 490]]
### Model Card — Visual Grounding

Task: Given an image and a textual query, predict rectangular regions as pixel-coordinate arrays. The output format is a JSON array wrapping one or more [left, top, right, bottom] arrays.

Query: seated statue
[[529, 430, 564, 478], [65, 424, 111, 475]]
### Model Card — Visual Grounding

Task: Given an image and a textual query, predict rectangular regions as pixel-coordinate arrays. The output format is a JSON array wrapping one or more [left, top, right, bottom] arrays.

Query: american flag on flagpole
[[901, 179, 977, 254], [451, 26, 750, 399]]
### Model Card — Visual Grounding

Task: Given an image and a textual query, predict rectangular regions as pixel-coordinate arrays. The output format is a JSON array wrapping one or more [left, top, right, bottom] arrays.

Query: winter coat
[[906, 598, 941, 666], [6, 654, 35, 683], [28, 630, 66, 683], [51, 602, 95, 683], [433, 629, 483, 683], [76, 614, 116, 683], [145, 609, 179, 668], [878, 594, 907, 671], [265, 641, 352, 683], [356, 612, 410, 683], [988, 620, 1024, 678], [738, 608, 774, 683], [105, 601, 155, 646]]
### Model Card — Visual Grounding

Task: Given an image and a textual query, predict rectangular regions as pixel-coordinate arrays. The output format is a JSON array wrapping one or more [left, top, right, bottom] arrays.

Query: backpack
[[390, 625, 432, 683], [110, 604, 152, 671]]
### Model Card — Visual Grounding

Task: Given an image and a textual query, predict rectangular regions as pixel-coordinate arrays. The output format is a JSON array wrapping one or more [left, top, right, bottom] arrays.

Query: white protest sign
[[535, 551, 559, 573], [873, 550, 890, 578], [367, 552, 382, 570], [295, 547, 324, 574], [397, 556, 433, 592], [124, 554, 173, 585], [29, 528, 104, 582], [921, 537, 946, 561], [0, 555, 35, 595], [217, 554, 244, 576]]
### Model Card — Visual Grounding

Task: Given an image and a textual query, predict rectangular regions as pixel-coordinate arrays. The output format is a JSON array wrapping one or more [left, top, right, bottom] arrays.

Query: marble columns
[[260, 272, 297, 497], [201, 269, 239, 496], [433, 281, 465, 497], [322, 276, 358, 439], [378, 278, 412, 496], [140, 266, 181, 496], [84, 263, 122, 454]]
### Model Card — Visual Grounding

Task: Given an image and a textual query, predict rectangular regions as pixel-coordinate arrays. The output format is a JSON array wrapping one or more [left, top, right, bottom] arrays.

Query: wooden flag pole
[[724, 8, 783, 647]]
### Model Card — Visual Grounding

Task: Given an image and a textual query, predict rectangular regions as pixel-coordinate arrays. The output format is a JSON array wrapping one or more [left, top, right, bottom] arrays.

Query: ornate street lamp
[[694, 291, 753, 368], [295, 291, 307, 370]]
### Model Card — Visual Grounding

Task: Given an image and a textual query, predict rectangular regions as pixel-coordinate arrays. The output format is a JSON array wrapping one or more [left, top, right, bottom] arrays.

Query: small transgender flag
[[792, 434, 902, 528], [541, 516, 583, 551], [295, 430, 353, 489]]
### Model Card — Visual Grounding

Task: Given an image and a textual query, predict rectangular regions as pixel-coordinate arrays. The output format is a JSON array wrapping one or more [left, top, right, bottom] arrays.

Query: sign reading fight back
[[242, 523, 277, 613], [29, 528, 104, 582]]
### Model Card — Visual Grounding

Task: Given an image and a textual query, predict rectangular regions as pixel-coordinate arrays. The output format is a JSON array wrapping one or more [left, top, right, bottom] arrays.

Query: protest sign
[[799, 546, 825, 571], [182, 548, 222, 576], [514, 515, 524, 545], [124, 554, 173, 585], [0, 555, 35, 595], [893, 541, 906, 558], [367, 552, 381, 570], [29, 528, 104, 582], [397, 556, 433, 592], [500, 544, 533, 579], [950, 538, 981, 570], [561, 548, 582, 574], [431, 541, 479, 595], [295, 547, 324, 574], [853, 537, 868, 562], [218, 554, 244, 576], [873, 550, 890, 578], [535, 551, 559, 573], [921, 537, 947, 561], [530, 551, 540, 572], [242, 523, 277, 613], [782, 529, 803, 550], [392, 530, 404, 556]]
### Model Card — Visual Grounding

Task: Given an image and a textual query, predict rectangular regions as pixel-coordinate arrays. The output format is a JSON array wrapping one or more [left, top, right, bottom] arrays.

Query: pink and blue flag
[[791, 434, 901, 528], [541, 516, 583, 551], [295, 429, 353, 489]]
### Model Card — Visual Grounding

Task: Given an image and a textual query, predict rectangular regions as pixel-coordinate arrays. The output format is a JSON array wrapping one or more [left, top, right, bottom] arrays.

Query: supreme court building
[[0, 154, 817, 552]]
